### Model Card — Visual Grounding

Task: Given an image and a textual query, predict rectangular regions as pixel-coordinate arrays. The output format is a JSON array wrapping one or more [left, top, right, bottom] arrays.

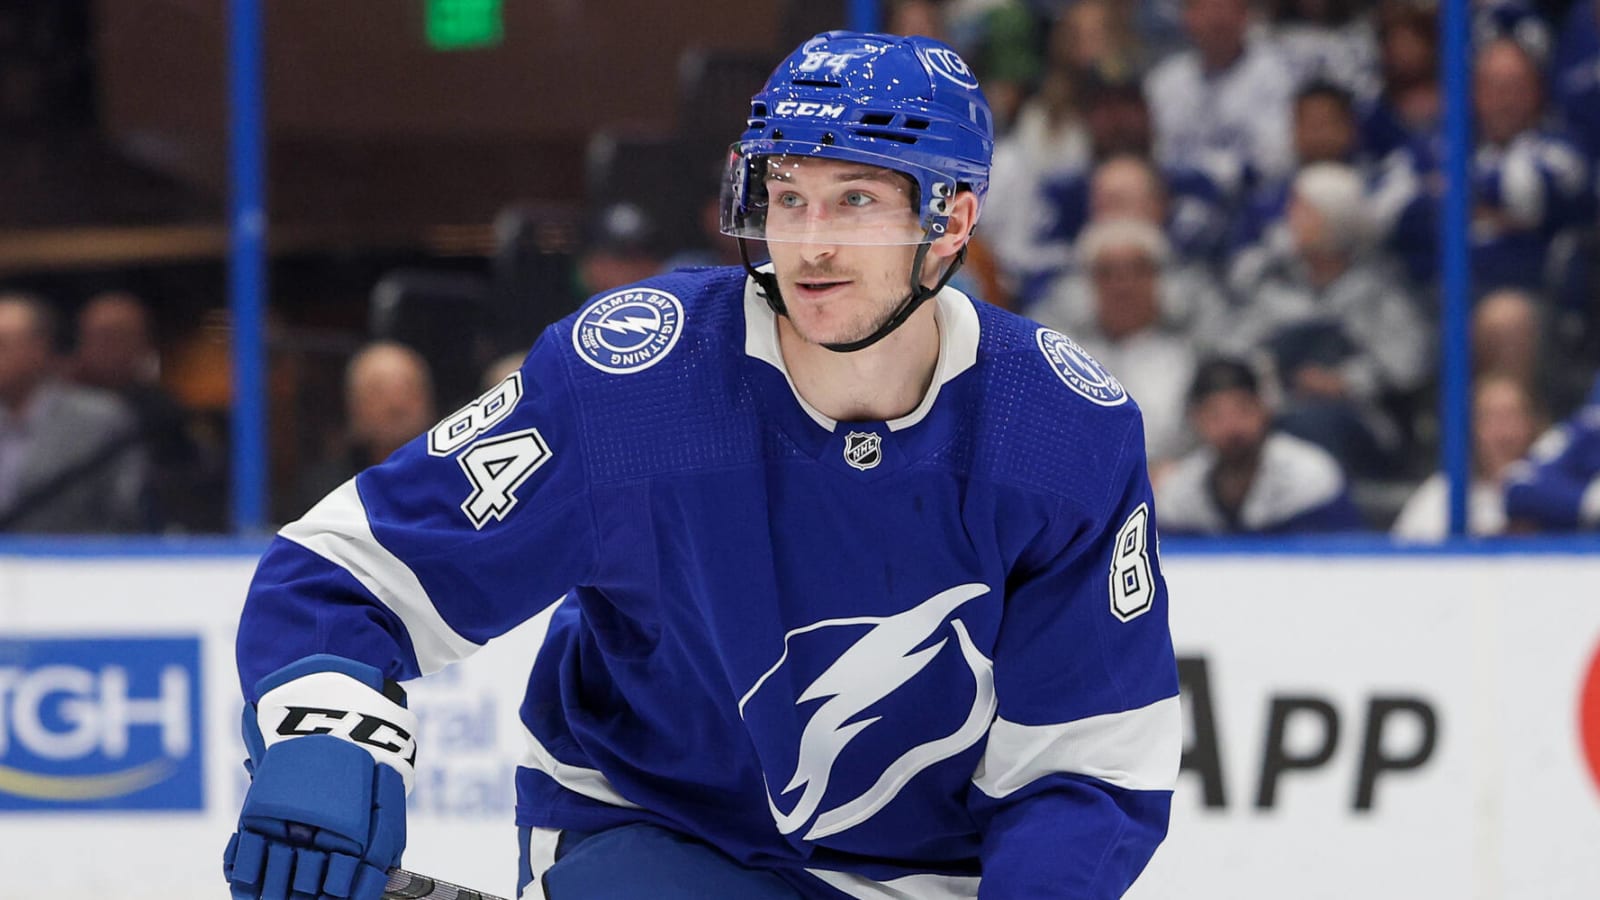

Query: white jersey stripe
[[973, 694, 1182, 798], [280, 478, 480, 675], [518, 826, 561, 900], [521, 723, 642, 811], [806, 868, 980, 900]]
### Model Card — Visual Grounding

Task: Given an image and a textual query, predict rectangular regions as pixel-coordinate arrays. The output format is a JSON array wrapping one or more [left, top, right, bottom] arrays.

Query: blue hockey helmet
[[720, 31, 995, 246]]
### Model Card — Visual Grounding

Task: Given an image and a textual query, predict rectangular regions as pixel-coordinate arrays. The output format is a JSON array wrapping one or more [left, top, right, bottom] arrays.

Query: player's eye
[[773, 191, 805, 209], [842, 190, 874, 208]]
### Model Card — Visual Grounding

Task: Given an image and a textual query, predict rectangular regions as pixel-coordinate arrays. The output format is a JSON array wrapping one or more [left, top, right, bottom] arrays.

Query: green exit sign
[[427, 0, 503, 51]]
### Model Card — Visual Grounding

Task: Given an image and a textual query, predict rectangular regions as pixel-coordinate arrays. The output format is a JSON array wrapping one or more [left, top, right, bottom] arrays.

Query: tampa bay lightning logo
[[737, 584, 996, 841], [572, 288, 684, 374], [1036, 327, 1127, 407]]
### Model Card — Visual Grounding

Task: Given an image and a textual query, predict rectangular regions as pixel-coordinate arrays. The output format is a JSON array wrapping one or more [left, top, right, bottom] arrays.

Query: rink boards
[[0, 549, 1597, 899]]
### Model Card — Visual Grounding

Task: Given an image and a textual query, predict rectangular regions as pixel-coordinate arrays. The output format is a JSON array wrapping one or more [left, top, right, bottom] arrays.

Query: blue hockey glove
[[224, 655, 418, 900]]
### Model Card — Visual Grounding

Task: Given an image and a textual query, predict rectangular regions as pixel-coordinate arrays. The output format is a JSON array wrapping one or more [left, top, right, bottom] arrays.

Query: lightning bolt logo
[[572, 288, 684, 375], [594, 313, 660, 336], [738, 583, 996, 841]]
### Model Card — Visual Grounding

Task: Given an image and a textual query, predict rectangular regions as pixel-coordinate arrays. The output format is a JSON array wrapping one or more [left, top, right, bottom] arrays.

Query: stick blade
[[383, 867, 508, 900]]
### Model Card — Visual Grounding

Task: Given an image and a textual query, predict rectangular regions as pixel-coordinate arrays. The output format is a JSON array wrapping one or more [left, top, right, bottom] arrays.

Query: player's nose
[[797, 238, 837, 264]]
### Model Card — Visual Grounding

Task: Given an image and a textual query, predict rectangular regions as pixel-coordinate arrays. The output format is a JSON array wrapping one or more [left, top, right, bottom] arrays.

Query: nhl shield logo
[[843, 431, 882, 471]]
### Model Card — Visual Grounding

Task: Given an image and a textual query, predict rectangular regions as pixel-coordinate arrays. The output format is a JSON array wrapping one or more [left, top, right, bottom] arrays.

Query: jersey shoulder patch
[[1034, 327, 1128, 407], [572, 286, 686, 374]]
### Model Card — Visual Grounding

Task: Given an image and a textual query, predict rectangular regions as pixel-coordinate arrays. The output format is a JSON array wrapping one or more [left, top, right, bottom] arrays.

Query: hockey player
[[223, 31, 1180, 900]]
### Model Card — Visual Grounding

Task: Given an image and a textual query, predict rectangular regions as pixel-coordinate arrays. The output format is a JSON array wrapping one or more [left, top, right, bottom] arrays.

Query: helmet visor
[[719, 143, 939, 246]]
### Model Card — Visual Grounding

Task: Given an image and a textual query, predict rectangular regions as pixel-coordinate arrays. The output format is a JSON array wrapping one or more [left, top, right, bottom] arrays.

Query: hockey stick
[[384, 867, 508, 900]]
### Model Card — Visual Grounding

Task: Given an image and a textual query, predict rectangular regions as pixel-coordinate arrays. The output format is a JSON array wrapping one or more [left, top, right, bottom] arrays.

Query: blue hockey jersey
[[1504, 376, 1600, 530], [238, 266, 1181, 899]]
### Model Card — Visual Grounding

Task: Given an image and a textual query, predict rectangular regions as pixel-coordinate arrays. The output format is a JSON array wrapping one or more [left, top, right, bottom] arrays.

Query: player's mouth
[[794, 279, 851, 298]]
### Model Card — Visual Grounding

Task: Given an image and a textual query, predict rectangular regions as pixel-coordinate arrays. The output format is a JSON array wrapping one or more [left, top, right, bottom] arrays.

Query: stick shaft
[[383, 866, 508, 900]]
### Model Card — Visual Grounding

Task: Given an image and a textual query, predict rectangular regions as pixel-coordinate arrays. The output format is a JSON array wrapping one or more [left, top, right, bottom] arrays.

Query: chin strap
[[737, 235, 969, 354]]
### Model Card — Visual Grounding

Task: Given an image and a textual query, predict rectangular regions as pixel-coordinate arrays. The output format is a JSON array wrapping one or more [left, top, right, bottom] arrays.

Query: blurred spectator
[[1234, 81, 1363, 252], [982, 8, 1094, 301], [1146, 0, 1297, 193], [1392, 373, 1543, 540], [1473, 287, 1542, 388], [1552, 0, 1600, 160], [1471, 37, 1591, 293], [1504, 372, 1600, 530], [1543, 226, 1600, 412], [1225, 163, 1431, 476], [579, 201, 671, 296], [1268, 0, 1382, 99], [1054, 0, 1143, 79], [665, 159, 748, 271], [1233, 81, 1436, 282], [888, 0, 947, 39], [290, 341, 435, 518], [69, 291, 215, 531], [1036, 156, 1234, 345], [1156, 356, 1366, 534], [1552, 0, 1600, 87], [1474, 0, 1553, 67], [1365, 1, 1441, 156], [1025, 91, 1235, 300], [1090, 157, 1233, 332], [1132, 0, 1192, 62], [482, 351, 525, 392], [0, 292, 147, 533], [1032, 219, 1198, 471]]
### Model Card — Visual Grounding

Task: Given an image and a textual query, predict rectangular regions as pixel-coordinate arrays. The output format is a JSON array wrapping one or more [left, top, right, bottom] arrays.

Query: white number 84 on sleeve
[[426, 372, 554, 529]]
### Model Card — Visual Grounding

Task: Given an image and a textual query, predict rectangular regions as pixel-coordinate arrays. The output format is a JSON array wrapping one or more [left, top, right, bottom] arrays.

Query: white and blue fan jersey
[[239, 266, 1181, 899]]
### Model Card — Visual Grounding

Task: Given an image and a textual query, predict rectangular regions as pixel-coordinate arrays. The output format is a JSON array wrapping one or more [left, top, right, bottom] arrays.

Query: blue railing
[[228, 0, 268, 534]]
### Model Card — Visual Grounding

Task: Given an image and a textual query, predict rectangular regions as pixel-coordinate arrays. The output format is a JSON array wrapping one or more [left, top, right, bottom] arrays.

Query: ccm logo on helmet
[[774, 101, 846, 118], [277, 705, 417, 762]]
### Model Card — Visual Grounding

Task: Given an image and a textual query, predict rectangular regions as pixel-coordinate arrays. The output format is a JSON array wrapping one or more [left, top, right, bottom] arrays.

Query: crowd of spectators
[[941, 0, 1600, 537], [12, 0, 1600, 539]]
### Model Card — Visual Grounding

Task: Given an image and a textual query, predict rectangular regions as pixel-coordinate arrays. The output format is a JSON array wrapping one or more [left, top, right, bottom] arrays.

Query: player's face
[[762, 158, 927, 346]]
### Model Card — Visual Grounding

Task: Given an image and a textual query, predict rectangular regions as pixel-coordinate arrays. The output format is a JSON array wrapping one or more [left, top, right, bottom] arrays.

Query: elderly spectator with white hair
[[1224, 162, 1430, 476], [1035, 155, 1235, 347], [1034, 218, 1200, 474]]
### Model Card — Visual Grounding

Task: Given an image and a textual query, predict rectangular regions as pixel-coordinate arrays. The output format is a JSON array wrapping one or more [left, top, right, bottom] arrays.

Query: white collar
[[742, 273, 981, 432]]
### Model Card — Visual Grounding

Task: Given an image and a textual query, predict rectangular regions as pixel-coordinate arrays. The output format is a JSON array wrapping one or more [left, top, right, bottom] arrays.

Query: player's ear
[[928, 192, 979, 262]]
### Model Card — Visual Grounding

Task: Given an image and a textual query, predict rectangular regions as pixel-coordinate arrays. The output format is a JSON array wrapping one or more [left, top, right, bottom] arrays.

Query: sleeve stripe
[[519, 722, 641, 811], [973, 694, 1182, 798], [279, 478, 480, 674]]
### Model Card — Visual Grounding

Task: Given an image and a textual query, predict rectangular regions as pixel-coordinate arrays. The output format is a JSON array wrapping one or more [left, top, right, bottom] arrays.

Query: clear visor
[[719, 144, 946, 246]]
